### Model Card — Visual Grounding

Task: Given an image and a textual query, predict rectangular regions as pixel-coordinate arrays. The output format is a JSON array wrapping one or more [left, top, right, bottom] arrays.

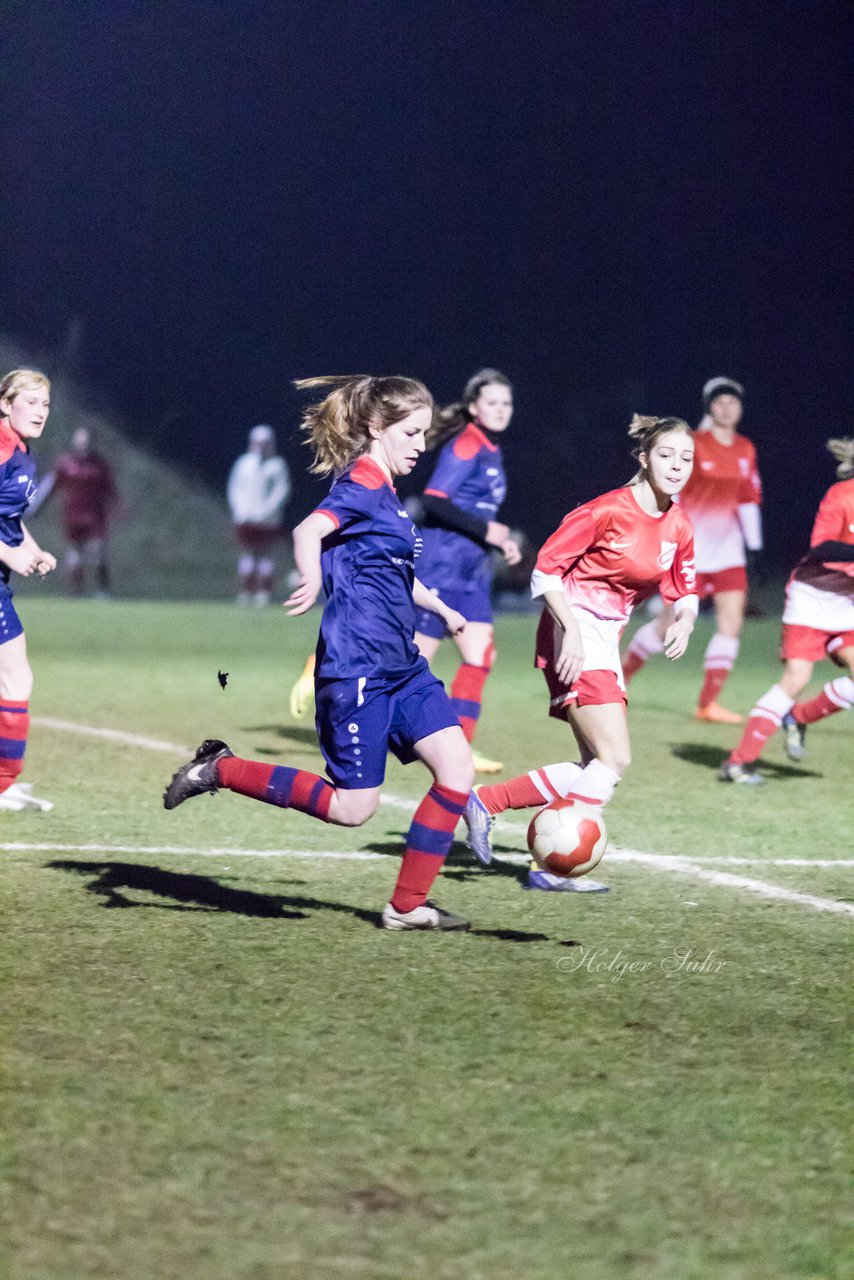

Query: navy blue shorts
[[315, 661, 460, 788], [0, 582, 24, 646], [413, 585, 494, 640]]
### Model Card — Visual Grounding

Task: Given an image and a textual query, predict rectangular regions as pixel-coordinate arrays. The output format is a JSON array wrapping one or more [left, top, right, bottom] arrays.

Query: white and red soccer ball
[[526, 797, 607, 878]]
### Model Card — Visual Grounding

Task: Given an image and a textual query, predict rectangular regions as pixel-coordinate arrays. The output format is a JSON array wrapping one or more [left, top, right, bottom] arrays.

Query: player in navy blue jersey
[[164, 375, 477, 930], [413, 369, 522, 774], [0, 369, 57, 812]]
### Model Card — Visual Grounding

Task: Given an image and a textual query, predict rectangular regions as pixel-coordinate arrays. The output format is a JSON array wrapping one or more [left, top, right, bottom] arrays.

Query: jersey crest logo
[[700, 460, 714, 470], [738, 458, 750, 475], [658, 540, 678, 571]]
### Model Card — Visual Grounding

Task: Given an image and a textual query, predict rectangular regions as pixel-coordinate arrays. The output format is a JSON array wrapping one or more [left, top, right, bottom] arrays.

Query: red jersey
[[532, 486, 697, 626], [679, 431, 761, 572], [50, 451, 117, 535], [790, 478, 854, 598]]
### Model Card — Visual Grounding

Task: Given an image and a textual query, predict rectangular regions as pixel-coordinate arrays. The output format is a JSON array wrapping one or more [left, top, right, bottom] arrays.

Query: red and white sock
[[390, 783, 469, 913], [476, 761, 583, 815], [0, 700, 28, 794], [563, 758, 620, 810], [622, 619, 665, 682], [793, 676, 854, 726], [698, 633, 739, 709], [729, 683, 793, 765]]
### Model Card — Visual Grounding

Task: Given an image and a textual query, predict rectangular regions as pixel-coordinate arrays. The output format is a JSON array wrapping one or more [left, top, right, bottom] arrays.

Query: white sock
[[567, 758, 621, 808], [704, 632, 739, 672]]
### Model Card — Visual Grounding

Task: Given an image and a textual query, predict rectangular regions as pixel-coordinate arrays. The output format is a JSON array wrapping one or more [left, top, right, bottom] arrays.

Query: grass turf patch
[[2, 601, 851, 1279]]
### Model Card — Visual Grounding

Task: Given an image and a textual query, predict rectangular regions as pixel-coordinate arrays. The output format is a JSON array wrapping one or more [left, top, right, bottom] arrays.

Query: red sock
[[391, 783, 468, 913], [698, 668, 729, 709], [0, 700, 28, 794], [450, 662, 490, 742], [794, 687, 847, 725], [217, 757, 333, 820], [729, 715, 778, 765], [478, 773, 547, 815]]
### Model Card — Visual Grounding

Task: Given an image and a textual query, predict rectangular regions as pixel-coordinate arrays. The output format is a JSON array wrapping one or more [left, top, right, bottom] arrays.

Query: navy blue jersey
[[0, 420, 38, 585], [315, 456, 426, 679], [416, 422, 507, 592]]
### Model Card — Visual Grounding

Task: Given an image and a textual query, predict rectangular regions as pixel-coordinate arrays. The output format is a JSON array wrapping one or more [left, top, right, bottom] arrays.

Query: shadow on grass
[[242, 724, 321, 749], [670, 742, 823, 779], [362, 840, 527, 884], [45, 861, 551, 942]]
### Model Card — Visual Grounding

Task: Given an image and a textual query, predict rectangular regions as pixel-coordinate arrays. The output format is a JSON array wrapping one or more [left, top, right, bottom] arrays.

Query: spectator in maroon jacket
[[34, 427, 118, 596]]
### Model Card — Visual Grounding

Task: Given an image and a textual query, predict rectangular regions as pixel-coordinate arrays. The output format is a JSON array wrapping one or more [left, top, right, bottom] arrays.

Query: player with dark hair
[[0, 369, 56, 812], [622, 377, 762, 723], [413, 368, 522, 774], [463, 414, 698, 887], [719, 438, 854, 783]]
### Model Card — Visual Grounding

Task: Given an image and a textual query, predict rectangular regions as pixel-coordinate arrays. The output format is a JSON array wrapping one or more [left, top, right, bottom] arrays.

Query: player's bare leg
[[416, 623, 502, 772], [0, 633, 52, 811], [382, 725, 473, 930]]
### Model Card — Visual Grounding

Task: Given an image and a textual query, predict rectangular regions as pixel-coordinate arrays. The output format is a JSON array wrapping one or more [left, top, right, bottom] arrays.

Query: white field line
[[22, 724, 854, 917], [31, 717, 191, 755], [0, 842, 383, 861]]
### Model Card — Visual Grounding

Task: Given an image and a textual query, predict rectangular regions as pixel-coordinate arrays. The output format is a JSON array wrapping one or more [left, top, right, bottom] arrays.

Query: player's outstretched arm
[[412, 577, 466, 636], [663, 607, 695, 660], [19, 523, 56, 575], [285, 512, 335, 615], [543, 589, 585, 686]]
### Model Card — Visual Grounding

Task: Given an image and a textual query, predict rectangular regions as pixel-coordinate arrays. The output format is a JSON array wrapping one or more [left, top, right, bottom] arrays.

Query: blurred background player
[[412, 368, 522, 774], [463, 414, 698, 889], [622, 377, 762, 723], [227, 423, 291, 606], [719, 437, 854, 784], [33, 425, 118, 596], [0, 369, 57, 812]]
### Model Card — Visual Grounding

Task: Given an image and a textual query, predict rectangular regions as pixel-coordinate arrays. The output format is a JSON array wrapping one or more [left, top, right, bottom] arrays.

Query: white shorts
[[782, 580, 854, 634], [574, 609, 626, 688]]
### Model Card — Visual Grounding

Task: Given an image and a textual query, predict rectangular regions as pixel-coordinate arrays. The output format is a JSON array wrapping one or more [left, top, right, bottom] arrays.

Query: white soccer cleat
[[525, 867, 609, 892], [381, 900, 470, 931], [0, 782, 54, 811]]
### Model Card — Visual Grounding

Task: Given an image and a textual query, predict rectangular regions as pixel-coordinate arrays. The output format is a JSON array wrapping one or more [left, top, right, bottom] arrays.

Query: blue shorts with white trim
[[315, 661, 459, 789]]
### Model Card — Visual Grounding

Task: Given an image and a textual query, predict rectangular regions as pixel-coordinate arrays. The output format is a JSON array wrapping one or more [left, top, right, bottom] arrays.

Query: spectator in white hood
[[227, 424, 291, 606]]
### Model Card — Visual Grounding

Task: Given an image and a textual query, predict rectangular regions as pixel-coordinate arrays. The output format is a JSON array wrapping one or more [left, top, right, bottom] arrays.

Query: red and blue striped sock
[[450, 662, 490, 742], [390, 782, 468, 914], [217, 757, 333, 821], [0, 700, 28, 794]]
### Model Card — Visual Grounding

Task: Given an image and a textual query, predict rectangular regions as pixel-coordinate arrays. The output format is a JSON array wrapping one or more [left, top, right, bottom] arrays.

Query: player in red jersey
[[35, 426, 118, 596], [622, 378, 762, 724], [719, 438, 854, 784], [0, 369, 57, 812], [462, 415, 698, 884]]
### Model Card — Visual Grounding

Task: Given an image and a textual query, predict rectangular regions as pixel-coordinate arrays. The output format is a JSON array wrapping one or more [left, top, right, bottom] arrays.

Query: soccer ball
[[526, 798, 607, 878]]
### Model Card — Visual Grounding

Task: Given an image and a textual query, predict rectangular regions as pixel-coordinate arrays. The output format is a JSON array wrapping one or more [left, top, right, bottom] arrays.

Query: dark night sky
[[2, 0, 850, 567]]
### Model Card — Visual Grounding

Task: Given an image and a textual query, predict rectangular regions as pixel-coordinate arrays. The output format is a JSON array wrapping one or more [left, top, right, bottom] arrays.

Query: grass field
[[3, 599, 852, 1280]]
